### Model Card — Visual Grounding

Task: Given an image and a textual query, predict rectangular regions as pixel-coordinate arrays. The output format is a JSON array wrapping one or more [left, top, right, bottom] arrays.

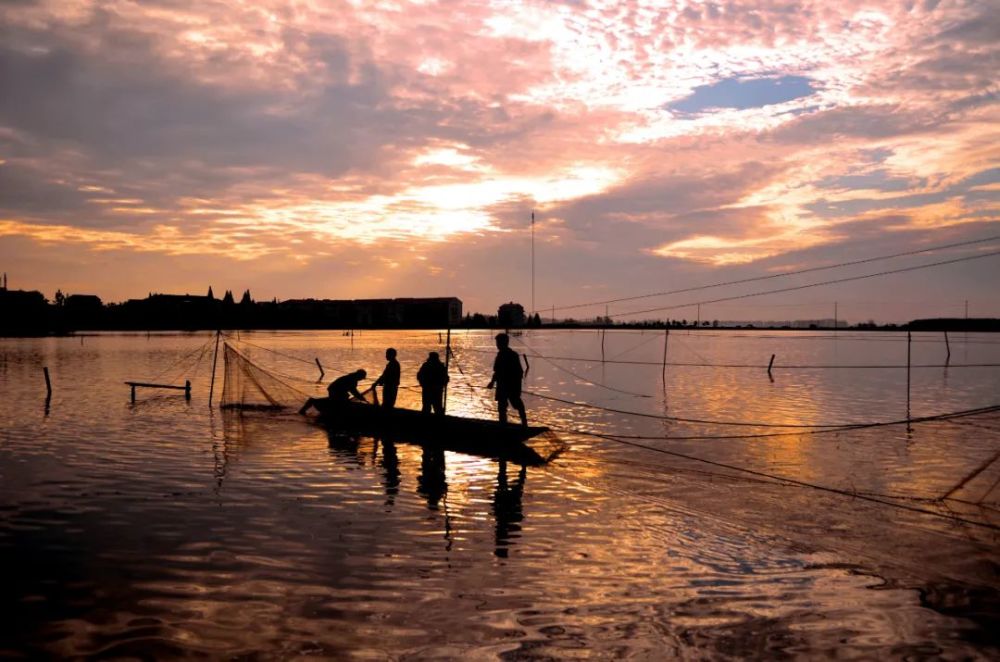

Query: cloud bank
[[0, 0, 997, 319]]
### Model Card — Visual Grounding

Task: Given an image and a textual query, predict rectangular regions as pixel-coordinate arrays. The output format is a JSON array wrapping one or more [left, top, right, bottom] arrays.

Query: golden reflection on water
[[1, 330, 999, 658]]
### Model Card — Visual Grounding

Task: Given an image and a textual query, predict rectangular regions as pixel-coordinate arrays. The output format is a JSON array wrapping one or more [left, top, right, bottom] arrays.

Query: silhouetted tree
[[222, 290, 234, 305], [54, 289, 65, 307], [240, 289, 252, 305]]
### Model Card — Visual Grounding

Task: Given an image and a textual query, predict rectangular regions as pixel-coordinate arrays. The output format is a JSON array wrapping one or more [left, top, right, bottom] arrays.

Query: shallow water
[[1, 330, 999, 659]]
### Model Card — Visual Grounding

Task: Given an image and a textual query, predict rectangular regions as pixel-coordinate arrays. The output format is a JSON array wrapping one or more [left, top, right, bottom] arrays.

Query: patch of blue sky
[[808, 167, 999, 218], [668, 75, 815, 114], [960, 167, 1000, 188], [817, 170, 920, 193], [806, 190, 950, 218]]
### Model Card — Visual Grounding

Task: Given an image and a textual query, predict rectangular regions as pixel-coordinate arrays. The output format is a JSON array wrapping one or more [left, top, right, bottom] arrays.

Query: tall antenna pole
[[531, 210, 535, 317]]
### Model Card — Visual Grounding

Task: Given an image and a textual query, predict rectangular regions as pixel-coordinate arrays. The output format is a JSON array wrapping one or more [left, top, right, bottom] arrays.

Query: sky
[[0, 0, 998, 323]]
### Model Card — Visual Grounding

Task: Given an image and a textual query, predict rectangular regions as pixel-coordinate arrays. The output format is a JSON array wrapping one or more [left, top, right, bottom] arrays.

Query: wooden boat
[[314, 400, 552, 465]]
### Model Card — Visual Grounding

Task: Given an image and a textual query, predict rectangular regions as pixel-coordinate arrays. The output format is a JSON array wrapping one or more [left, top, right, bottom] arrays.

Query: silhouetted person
[[487, 333, 527, 427], [298, 369, 367, 415], [417, 351, 449, 415], [373, 347, 400, 410]]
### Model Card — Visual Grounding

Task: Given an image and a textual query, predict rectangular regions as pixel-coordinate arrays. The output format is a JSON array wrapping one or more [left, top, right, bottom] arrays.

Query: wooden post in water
[[662, 328, 669, 382], [767, 354, 775, 378], [208, 330, 221, 408], [906, 332, 912, 428], [443, 325, 452, 414], [184, 380, 191, 401], [315, 357, 325, 380], [944, 331, 951, 365]]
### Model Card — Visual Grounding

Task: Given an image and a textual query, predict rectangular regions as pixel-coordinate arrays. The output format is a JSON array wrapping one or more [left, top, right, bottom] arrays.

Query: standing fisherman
[[373, 348, 400, 409], [486, 333, 527, 427], [417, 351, 449, 415]]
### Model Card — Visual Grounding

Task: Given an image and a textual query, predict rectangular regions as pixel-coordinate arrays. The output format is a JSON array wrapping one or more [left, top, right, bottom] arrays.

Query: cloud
[[0, 0, 997, 317]]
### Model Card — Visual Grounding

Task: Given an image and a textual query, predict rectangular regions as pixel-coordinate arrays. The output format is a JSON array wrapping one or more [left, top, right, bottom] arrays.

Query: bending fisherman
[[373, 347, 400, 410], [299, 369, 367, 415], [486, 333, 528, 427]]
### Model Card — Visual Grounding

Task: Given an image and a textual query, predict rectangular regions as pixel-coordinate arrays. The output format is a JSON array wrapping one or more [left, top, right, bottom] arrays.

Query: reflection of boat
[[314, 401, 551, 465]]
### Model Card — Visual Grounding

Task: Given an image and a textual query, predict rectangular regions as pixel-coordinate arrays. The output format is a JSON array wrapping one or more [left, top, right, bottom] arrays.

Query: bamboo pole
[[940, 449, 1000, 501], [662, 328, 669, 382], [208, 330, 221, 408], [906, 332, 912, 428], [944, 331, 951, 365], [443, 325, 452, 414]]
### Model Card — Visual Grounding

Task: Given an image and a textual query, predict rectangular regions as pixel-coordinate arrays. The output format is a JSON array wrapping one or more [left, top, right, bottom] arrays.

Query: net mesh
[[219, 342, 320, 410]]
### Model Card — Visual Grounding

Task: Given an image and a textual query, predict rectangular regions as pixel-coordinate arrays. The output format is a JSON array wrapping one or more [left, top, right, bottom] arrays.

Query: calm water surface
[[2, 330, 999, 659]]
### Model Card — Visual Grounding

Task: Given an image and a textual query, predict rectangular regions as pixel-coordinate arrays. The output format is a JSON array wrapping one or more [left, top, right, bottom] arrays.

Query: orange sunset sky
[[0, 0, 997, 321]]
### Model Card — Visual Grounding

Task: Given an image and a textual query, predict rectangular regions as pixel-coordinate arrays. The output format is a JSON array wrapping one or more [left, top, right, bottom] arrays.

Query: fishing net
[[219, 342, 319, 410]]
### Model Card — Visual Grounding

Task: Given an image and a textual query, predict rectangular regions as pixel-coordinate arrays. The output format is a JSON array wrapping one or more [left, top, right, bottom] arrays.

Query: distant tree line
[[2, 285, 997, 335]]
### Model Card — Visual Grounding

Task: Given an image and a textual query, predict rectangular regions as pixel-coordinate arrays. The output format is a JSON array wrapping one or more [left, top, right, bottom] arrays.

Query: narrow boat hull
[[316, 401, 551, 465]]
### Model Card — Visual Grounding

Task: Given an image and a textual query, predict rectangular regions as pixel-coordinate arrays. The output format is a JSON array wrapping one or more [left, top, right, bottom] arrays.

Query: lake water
[[2, 329, 999, 658]]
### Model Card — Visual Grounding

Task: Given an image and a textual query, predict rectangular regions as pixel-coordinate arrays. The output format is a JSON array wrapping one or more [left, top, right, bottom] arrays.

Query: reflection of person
[[298, 369, 367, 415], [487, 333, 527, 427], [417, 446, 447, 510], [493, 459, 526, 558], [375, 437, 400, 507], [417, 352, 449, 415], [373, 348, 400, 409]]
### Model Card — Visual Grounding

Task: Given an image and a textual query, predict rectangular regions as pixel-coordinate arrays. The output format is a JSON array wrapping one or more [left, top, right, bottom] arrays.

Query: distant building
[[497, 302, 526, 327], [279, 297, 462, 328]]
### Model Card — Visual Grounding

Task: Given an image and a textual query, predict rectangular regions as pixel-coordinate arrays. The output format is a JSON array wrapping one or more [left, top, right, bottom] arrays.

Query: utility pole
[[965, 299, 969, 319], [834, 301, 838, 331], [531, 210, 535, 318]]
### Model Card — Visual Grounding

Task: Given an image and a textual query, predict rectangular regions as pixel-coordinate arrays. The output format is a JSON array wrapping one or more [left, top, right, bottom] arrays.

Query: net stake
[[208, 330, 221, 408]]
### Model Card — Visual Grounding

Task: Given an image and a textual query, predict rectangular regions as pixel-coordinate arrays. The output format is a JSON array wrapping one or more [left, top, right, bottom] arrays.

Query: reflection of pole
[[208, 330, 221, 408], [443, 325, 452, 414], [43, 366, 52, 414]]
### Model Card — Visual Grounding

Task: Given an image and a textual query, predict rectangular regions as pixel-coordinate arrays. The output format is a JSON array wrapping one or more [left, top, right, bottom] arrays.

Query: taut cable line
[[538, 234, 1000, 315], [609, 249, 1000, 320]]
